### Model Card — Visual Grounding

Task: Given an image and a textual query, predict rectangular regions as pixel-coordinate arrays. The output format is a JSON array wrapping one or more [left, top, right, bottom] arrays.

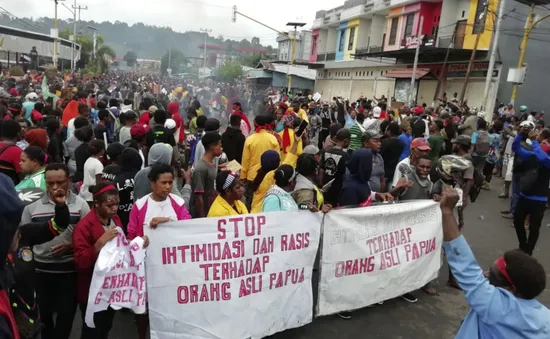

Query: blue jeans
[[510, 174, 520, 215]]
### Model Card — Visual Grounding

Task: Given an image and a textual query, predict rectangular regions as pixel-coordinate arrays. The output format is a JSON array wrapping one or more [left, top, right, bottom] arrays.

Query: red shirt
[[0, 142, 22, 173], [379, 110, 389, 120], [138, 112, 151, 126], [72, 208, 122, 304]]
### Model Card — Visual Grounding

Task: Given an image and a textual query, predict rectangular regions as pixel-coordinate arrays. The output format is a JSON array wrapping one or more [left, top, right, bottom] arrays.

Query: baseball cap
[[130, 124, 150, 138], [411, 137, 431, 151], [519, 120, 535, 129], [451, 135, 472, 146], [303, 145, 320, 155], [372, 107, 382, 118], [148, 105, 158, 113], [362, 130, 383, 142]]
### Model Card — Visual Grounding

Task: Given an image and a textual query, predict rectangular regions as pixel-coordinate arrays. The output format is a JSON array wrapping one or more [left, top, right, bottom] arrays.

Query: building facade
[[276, 30, 312, 62], [198, 44, 267, 68]]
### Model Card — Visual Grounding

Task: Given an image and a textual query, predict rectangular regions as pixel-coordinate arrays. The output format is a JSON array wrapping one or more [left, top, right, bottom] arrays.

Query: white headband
[[222, 172, 237, 190]]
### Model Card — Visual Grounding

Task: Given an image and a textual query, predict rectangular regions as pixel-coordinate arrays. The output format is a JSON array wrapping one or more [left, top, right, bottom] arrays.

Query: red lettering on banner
[[334, 256, 376, 277], [200, 256, 270, 281], [404, 237, 437, 262], [162, 240, 246, 265], [366, 228, 412, 255], [253, 237, 274, 254], [217, 216, 265, 240], [116, 233, 129, 247], [162, 246, 177, 264], [107, 289, 134, 304], [136, 292, 147, 307], [280, 233, 310, 251], [379, 248, 401, 270], [94, 292, 102, 304], [177, 283, 231, 304], [238, 275, 263, 297], [269, 268, 305, 289]]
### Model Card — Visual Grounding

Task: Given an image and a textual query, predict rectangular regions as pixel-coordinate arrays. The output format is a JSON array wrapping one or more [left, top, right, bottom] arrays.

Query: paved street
[[70, 178, 550, 338]]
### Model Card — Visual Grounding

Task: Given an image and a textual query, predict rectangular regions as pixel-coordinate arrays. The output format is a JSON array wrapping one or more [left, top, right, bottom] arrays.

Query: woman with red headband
[[72, 182, 121, 339], [232, 102, 251, 136], [440, 187, 549, 339]]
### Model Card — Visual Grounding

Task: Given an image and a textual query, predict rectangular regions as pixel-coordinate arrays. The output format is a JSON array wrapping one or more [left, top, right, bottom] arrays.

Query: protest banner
[[316, 201, 442, 316], [85, 228, 147, 327], [145, 211, 322, 339]]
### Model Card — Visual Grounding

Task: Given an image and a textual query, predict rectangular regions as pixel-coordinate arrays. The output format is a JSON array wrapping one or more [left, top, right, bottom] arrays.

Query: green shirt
[[428, 134, 445, 164], [15, 168, 46, 191], [349, 123, 364, 151]]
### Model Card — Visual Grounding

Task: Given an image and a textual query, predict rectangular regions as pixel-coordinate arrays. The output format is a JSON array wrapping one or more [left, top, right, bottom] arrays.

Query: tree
[[59, 27, 115, 73], [217, 58, 243, 83], [161, 49, 188, 75], [238, 53, 263, 68], [123, 51, 138, 67]]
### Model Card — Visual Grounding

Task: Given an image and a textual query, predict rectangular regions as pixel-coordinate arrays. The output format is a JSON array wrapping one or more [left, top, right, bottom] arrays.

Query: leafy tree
[[238, 53, 264, 68], [59, 27, 115, 73], [123, 51, 138, 67], [161, 49, 188, 75], [217, 58, 243, 83]]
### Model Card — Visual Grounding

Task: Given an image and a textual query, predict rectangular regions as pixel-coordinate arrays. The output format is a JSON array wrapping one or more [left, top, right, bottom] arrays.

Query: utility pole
[[72, 2, 87, 71], [482, 0, 505, 121], [52, 0, 65, 68], [167, 48, 172, 75], [200, 28, 212, 77], [409, 16, 424, 106], [286, 22, 305, 94], [460, 1, 488, 104], [433, 32, 455, 104]]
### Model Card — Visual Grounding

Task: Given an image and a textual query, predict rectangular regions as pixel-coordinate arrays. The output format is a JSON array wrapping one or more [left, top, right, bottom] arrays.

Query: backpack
[[474, 130, 490, 155]]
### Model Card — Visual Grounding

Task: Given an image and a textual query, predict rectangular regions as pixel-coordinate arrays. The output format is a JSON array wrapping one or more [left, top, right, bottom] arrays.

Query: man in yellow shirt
[[288, 100, 309, 123], [240, 115, 280, 209]]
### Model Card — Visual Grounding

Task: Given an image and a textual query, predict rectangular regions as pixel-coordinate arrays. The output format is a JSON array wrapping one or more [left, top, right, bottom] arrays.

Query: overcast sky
[[5, 0, 344, 46]]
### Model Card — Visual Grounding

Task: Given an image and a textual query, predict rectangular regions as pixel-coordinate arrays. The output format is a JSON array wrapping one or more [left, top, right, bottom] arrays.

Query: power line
[[0, 6, 43, 31]]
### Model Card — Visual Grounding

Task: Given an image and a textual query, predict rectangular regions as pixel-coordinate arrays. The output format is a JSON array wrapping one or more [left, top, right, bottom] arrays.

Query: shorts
[[505, 156, 514, 182], [503, 153, 511, 168]]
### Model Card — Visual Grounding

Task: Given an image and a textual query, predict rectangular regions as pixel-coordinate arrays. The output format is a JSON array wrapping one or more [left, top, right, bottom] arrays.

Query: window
[[389, 18, 399, 45], [311, 36, 317, 55], [461, 11, 465, 18], [472, 0, 486, 34], [404, 14, 415, 38], [348, 27, 356, 50], [338, 29, 346, 51]]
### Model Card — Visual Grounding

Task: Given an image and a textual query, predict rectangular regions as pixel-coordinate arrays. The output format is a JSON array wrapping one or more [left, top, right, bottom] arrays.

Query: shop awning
[[384, 68, 430, 79]]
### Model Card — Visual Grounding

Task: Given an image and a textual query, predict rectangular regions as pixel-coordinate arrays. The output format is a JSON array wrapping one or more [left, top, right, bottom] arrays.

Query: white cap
[[164, 119, 176, 129], [372, 106, 382, 118], [26, 92, 39, 101], [519, 120, 535, 129]]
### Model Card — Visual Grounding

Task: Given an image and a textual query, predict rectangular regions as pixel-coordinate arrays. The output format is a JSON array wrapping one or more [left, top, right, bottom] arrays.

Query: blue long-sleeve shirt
[[444, 235, 550, 339], [398, 133, 412, 161], [512, 135, 550, 201]]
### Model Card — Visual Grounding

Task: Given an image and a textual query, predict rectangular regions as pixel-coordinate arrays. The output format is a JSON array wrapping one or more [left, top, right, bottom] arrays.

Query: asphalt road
[[70, 178, 550, 338]]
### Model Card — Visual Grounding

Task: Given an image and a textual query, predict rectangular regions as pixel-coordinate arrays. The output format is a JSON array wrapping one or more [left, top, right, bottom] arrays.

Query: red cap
[[8, 88, 19, 96], [130, 124, 149, 138], [411, 137, 431, 151]]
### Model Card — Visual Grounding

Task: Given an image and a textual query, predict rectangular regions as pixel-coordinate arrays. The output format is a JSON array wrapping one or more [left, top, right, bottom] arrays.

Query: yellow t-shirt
[[278, 129, 303, 162], [207, 195, 249, 217], [240, 130, 280, 181], [288, 108, 309, 123], [250, 153, 298, 213]]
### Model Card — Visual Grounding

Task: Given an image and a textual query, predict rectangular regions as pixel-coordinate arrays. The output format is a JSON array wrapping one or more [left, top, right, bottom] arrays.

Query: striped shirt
[[21, 191, 90, 273], [349, 122, 366, 151]]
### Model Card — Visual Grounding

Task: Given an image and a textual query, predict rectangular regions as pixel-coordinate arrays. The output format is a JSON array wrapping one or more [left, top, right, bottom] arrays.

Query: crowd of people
[[0, 70, 548, 339]]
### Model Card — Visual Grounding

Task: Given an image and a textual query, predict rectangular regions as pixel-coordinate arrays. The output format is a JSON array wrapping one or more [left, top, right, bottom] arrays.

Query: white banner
[[145, 211, 322, 339], [86, 228, 147, 327], [317, 201, 442, 316]]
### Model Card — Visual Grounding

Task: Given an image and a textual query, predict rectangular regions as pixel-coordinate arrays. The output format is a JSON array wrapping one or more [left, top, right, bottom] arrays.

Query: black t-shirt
[[320, 147, 348, 205], [73, 143, 91, 182], [381, 137, 405, 182], [114, 170, 138, 233], [101, 164, 122, 182], [146, 125, 175, 149], [94, 125, 107, 141]]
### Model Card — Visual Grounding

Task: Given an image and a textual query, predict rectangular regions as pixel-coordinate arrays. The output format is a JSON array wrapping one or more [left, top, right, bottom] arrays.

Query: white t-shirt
[[67, 118, 76, 139], [80, 157, 104, 202], [392, 157, 431, 188], [144, 196, 177, 226]]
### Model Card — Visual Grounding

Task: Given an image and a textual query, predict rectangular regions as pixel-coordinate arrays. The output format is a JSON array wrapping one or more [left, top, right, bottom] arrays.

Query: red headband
[[496, 257, 515, 288], [93, 184, 116, 198]]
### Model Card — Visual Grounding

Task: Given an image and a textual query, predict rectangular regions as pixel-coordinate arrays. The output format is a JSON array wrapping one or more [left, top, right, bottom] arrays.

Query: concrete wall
[[302, 31, 312, 61], [463, 0, 497, 50], [272, 72, 314, 90], [356, 18, 372, 49], [370, 14, 387, 47], [326, 28, 338, 53], [318, 29, 329, 55], [438, 0, 471, 46]]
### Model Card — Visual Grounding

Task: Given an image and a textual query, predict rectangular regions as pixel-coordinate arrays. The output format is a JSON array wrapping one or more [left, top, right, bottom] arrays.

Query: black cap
[[362, 130, 382, 142]]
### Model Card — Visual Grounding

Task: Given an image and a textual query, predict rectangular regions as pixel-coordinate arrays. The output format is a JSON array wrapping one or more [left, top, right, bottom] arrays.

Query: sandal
[[498, 194, 509, 199]]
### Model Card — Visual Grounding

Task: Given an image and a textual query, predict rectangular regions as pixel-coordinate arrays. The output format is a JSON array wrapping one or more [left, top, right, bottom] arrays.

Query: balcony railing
[[368, 45, 383, 53], [317, 54, 326, 62], [326, 52, 336, 61]]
